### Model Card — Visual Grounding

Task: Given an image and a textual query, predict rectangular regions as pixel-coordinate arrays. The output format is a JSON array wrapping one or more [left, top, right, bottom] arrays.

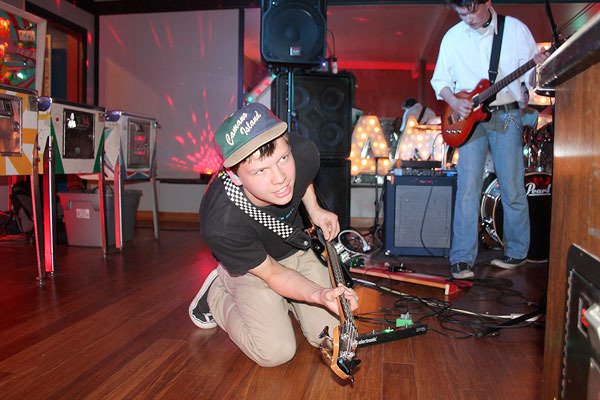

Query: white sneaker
[[490, 256, 527, 270]]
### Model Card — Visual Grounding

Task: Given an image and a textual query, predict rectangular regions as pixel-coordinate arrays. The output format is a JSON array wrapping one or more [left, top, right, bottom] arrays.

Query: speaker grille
[[393, 185, 452, 248], [313, 158, 351, 229], [260, 0, 326, 65], [384, 175, 456, 256], [272, 72, 355, 158]]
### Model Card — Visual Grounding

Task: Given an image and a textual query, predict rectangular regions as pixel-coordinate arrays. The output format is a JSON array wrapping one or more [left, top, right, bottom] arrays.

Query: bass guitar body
[[441, 79, 492, 147]]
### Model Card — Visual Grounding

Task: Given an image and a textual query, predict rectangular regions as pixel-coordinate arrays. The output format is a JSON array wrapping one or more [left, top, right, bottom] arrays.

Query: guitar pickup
[[447, 114, 461, 124], [333, 242, 351, 263], [444, 129, 461, 135]]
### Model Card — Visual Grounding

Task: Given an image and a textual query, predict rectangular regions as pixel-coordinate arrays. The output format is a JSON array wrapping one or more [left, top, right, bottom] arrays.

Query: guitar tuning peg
[[319, 326, 331, 339]]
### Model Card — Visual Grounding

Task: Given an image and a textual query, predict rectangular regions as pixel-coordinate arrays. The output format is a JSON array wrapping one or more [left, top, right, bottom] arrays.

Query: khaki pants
[[207, 249, 339, 367]]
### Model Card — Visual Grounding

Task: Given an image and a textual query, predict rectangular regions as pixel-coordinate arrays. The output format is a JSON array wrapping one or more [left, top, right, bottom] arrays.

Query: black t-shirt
[[200, 134, 320, 276]]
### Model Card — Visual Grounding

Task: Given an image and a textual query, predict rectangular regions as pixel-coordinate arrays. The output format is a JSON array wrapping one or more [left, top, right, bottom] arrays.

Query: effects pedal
[[357, 322, 428, 347]]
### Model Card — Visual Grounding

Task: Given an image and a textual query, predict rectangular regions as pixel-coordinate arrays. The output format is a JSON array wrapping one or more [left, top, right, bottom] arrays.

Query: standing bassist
[[430, 0, 549, 279]]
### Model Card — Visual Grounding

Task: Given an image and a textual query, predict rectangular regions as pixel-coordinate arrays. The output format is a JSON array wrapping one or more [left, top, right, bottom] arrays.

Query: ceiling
[[68, 0, 599, 74], [244, 2, 600, 73]]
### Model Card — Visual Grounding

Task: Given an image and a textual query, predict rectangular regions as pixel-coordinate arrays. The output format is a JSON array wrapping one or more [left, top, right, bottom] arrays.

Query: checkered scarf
[[219, 171, 310, 249]]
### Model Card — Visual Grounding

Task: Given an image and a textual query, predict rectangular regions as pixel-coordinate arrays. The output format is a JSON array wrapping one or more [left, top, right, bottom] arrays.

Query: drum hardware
[[479, 224, 502, 250], [523, 123, 554, 173]]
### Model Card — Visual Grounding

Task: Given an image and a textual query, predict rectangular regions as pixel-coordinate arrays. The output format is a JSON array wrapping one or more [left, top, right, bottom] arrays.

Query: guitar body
[[441, 79, 492, 147], [440, 44, 555, 148]]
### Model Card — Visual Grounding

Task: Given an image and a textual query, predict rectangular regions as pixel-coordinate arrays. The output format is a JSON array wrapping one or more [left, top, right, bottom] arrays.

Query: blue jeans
[[450, 109, 530, 265]]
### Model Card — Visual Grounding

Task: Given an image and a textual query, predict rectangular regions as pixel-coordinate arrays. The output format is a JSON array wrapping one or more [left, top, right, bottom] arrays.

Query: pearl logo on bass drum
[[526, 181, 551, 196]]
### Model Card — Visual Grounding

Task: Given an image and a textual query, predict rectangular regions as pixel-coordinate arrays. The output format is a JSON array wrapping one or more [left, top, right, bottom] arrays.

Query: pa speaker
[[272, 72, 355, 158], [261, 0, 326, 65], [313, 158, 351, 229], [384, 174, 456, 257]]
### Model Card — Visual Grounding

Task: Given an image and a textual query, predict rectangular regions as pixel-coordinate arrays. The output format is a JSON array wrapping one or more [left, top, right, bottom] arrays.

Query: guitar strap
[[219, 170, 311, 250], [416, 105, 427, 124], [488, 14, 506, 85]]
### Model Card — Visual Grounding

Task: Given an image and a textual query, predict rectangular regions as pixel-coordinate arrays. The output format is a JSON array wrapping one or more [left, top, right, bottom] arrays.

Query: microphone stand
[[544, 0, 561, 46], [286, 68, 296, 134], [370, 157, 388, 253], [535, 0, 563, 100]]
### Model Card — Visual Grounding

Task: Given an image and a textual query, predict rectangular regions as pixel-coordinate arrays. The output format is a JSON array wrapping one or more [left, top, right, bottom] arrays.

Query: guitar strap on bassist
[[488, 14, 506, 85], [416, 105, 427, 124], [219, 170, 312, 250]]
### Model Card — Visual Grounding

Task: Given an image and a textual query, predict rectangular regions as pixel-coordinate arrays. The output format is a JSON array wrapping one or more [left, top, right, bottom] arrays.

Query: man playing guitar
[[430, 0, 549, 279]]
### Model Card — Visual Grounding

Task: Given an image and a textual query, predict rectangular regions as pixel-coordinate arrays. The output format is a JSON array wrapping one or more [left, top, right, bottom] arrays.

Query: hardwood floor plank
[[84, 338, 185, 399], [382, 362, 418, 399], [0, 228, 546, 399], [346, 344, 383, 400]]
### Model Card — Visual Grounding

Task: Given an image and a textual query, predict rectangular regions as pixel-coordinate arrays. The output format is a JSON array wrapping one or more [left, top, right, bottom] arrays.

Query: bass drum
[[480, 172, 552, 262]]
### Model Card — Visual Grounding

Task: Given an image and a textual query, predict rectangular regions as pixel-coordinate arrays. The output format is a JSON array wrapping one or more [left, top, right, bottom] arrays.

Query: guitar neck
[[319, 230, 361, 382], [478, 58, 537, 104], [325, 241, 355, 325]]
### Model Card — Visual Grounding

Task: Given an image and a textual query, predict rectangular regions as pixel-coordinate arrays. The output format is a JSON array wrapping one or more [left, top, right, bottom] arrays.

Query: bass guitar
[[309, 226, 361, 383], [441, 49, 551, 147]]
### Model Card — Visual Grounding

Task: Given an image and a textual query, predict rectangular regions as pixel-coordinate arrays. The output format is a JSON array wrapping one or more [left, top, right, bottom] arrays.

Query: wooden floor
[[0, 225, 547, 400]]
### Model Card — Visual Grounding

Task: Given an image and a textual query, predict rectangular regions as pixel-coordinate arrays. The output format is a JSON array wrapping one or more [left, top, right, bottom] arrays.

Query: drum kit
[[480, 122, 554, 262]]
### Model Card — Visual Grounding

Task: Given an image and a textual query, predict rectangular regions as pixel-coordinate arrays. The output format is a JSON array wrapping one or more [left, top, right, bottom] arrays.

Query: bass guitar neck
[[314, 227, 361, 383]]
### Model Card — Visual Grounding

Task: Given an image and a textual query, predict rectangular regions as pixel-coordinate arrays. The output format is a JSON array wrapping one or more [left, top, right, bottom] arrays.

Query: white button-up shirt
[[431, 8, 539, 106]]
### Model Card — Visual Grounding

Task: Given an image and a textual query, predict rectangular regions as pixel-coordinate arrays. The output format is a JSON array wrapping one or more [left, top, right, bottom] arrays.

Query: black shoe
[[490, 256, 527, 270], [189, 269, 218, 329], [450, 262, 474, 279]]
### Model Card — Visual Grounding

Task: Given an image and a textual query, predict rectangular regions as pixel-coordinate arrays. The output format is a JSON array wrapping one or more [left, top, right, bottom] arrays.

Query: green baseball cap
[[215, 103, 288, 168]]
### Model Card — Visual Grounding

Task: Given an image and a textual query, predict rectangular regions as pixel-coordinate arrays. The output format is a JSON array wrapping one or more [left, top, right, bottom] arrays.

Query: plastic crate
[[58, 190, 142, 247]]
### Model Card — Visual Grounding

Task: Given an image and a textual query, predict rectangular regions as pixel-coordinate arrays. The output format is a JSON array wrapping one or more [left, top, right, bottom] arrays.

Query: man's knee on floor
[[253, 340, 297, 367]]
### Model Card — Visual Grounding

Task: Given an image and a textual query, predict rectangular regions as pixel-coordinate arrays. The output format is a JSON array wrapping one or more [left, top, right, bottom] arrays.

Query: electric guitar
[[310, 226, 361, 383], [441, 49, 552, 147]]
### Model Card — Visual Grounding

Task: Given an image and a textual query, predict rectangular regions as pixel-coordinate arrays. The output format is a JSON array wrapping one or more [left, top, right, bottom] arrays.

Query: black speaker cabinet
[[384, 174, 456, 257], [561, 245, 600, 400], [260, 0, 326, 65], [272, 72, 355, 158], [313, 158, 351, 229]]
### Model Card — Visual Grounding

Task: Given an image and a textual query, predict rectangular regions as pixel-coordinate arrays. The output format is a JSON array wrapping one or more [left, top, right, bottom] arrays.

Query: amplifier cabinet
[[314, 158, 351, 230], [383, 174, 456, 257], [561, 245, 600, 400]]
